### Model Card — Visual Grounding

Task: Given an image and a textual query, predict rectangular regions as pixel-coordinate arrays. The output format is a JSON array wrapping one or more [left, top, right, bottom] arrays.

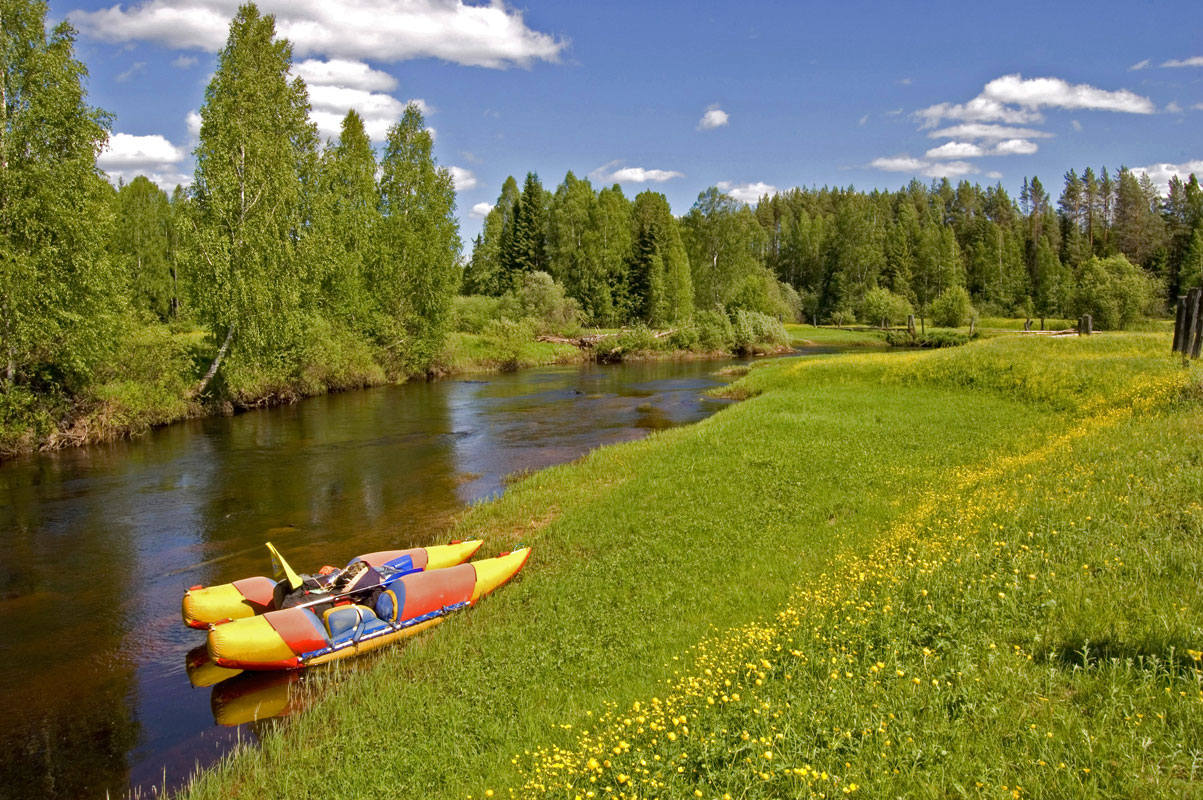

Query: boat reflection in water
[[186, 647, 310, 726]]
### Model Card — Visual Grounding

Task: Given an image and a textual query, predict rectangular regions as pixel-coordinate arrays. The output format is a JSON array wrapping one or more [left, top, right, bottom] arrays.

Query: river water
[[0, 355, 798, 799]]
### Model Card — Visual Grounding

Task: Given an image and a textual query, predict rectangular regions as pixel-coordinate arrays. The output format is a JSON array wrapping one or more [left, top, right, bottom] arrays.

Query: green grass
[[438, 331, 588, 373], [181, 332, 1202, 799]]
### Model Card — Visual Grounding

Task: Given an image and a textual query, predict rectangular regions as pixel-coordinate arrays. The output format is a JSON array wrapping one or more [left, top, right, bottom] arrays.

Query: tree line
[[466, 167, 1202, 333]]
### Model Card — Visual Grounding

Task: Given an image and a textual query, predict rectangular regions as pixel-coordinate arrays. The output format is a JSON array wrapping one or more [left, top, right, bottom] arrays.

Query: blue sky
[[53, 0, 1203, 241]]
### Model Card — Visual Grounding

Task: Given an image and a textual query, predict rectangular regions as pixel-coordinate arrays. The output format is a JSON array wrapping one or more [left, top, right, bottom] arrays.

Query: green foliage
[[0, 0, 119, 393], [188, 2, 317, 369], [693, 308, 734, 351], [929, 285, 975, 327], [613, 322, 660, 355], [884, 329, 971, 348], [1068, 254, 1154, 330], [730, 309, 789, 355], [374, 104, 461, 374], [682, 187, 767, 310], [829, 309, 854, 328], [452, 295, 504, 334], [858, 287, 913, 327], [482, 317, 540, 371], [498, 271, 581, 336], [113, 176, 174, 320]]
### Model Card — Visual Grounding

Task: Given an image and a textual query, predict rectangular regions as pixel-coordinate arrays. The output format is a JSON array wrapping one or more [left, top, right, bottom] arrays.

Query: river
[[0, 354, 820, 799]]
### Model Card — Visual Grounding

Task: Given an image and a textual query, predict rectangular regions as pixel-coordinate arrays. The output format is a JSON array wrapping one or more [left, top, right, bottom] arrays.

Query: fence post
[[969, 317, 975, 337], [907, 314, 915, 335], [1192, 292, 1203, 359], [1083, 314, 1092, 335], [1185, 288, 1202, 359], [1173, 295, 1187, 353]]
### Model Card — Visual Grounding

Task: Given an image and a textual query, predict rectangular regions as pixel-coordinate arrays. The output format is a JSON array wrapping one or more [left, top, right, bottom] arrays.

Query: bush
[[499, 272, 582, 336], [732, 309, 789, 355], [665, 324, 700, 351], [453, 295, 503, 334], [1068, 255, 1154, 331], [615, 323, 662, 354], [694, 309, 734, 351], [929, 286, 975, 327], [483, 317, 540, 371], [858, 288, 913, 327], [829, 309, 853, 328], [885, 329, 972, 348]]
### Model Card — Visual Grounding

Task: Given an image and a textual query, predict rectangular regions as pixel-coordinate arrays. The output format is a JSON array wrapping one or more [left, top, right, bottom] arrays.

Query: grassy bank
[[183, 332, 1201, 799]]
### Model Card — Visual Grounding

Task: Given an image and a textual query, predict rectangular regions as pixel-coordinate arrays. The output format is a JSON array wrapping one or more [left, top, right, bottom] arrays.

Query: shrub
[[499, 272, 582, 336], [483, 317, 540, 371], [694, 309, 734, 351], [929, 286, 975, 327], [1067, 255, 1153, 330], [453, 295, 503, 333], [665, 323, 700, 351], [829, 309, 854, 328], [615, 323, 661, 354], [732, 309, 789, 355], [858, 287, 914, 327], [885, 329, 972, 348]]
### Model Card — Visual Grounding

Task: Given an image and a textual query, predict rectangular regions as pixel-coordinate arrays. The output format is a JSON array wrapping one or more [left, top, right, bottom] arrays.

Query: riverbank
[[182, 332, 1202, 799], [0, 323, 796, 460]]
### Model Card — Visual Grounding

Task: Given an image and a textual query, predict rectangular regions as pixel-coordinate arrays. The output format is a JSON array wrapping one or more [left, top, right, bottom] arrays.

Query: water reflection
[[0, 355, 762, 799]]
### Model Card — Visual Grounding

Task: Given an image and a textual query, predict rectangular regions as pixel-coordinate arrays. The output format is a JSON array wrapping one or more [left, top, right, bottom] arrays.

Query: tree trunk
[[192, 325, 234, 398]]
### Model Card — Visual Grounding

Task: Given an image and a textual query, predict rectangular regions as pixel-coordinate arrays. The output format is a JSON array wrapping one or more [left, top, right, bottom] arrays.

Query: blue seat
[[324, 605, 390, 645]]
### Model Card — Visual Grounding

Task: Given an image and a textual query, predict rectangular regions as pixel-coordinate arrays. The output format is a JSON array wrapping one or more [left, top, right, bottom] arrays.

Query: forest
[[3, 0, 1201, 454]]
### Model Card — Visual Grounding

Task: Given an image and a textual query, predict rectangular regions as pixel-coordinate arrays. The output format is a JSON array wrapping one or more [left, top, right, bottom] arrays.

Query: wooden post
[[1040, 317, 1045, 331], [1077, 315, 1083, 336], [921, 316, 925, 335], [1173, 295, 1187, 353], [1083, 314, 1092, 335], [1192, 292, 1203, 360], [1023, 318, 1032, 332], [969, 317, 975, 337], [907, 314, 915, 335], [1185, 288, 1202, 359]]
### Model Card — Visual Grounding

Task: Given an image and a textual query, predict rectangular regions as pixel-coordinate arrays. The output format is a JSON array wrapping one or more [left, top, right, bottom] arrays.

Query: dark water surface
[[0, 355, 787, 799]]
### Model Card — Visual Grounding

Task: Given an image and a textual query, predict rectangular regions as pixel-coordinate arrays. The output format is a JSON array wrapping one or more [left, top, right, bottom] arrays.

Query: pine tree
[[0, 0, 118, 390], [374, 103, 460, 373], [189, 2, 317, 393]]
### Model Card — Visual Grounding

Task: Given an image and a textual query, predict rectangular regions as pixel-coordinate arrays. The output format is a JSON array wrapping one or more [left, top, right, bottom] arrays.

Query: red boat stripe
[[264, 608, 330, 655], [399, 563, 476, 622], [232, 576, 277, 611]]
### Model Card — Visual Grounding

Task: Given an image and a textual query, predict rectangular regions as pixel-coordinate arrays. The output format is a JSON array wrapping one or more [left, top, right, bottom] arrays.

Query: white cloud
[[870, 155, 978, 179], [98, 132, 191, 189], [916, 96, 1043, 129], [925, 141, 984, 159], [469, 201, 494, 219], [460, 150, 482, 164], [926, 123, 1054, 142], [69, 0, 567, 68], [991, 138, 1038, 156], [1129, 58, 1150, 71], [1071, 119, 1082, 131], [293, 58, 397, 91], [884, 108, 903, 117], [716, 181, 777, 204], [1162, 56, 1203, 68], [916, 73, 1154, 135], [448, 166, 477, 191], [981, 74, 1154, 114], [589, 162, 684, 184], [896, 77, 912, 86], [293, 60, 427, 141], [858, 113, 869, 126], [186, 109, 202, 140], [697, 104, 729, 131], [1166, 101, 1184, 113], [1133, 160, 1203, 192], [986, 171, 1003, 179], [116, 61, 146, 82], [172, 54, 197, 68]]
